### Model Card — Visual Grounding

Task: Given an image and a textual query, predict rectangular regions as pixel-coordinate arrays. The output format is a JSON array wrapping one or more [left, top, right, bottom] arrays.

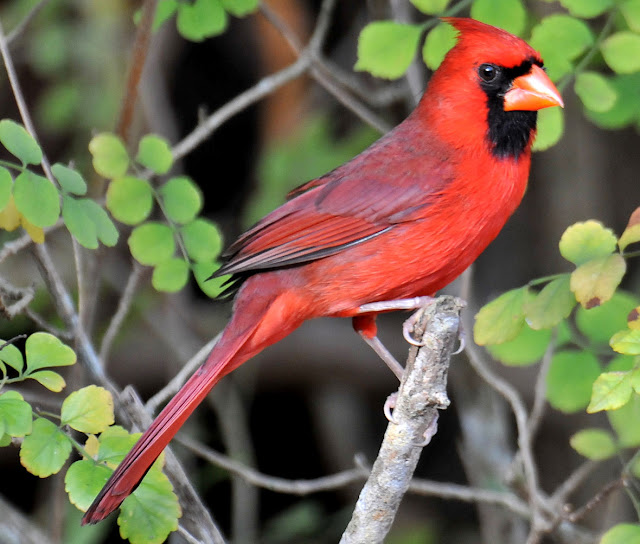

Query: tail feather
[[81, 329, 250, 525]]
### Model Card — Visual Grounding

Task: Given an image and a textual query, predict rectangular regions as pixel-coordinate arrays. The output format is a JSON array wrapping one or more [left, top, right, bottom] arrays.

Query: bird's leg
[[352, 314, 404, 380]]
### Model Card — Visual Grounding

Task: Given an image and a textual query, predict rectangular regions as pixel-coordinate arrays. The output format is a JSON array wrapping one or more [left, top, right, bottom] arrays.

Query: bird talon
[[384, 392, 398, 424], [452, 326, 466, 355], [415, 412, 439, 447], [403, 314, 425, 346]]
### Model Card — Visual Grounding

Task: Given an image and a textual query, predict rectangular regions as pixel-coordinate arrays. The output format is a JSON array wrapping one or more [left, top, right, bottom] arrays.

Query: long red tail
[[81, 328, 248, 524]]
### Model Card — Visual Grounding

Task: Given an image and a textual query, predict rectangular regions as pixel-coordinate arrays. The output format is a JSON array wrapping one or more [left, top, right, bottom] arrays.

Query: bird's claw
[[403, 312, 425, 346], [384, 392, 398, 424], [415, 412, 439, 447], [452, 325, 466, 355]]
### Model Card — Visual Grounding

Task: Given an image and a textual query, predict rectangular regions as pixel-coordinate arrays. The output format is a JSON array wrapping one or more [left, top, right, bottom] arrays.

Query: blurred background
[[0, 0, 638, 543]]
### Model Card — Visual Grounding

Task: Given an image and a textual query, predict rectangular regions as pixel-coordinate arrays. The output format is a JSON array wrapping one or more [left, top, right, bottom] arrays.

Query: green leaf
[[619, 207, 640, 251], [611, 329, 640, 355], [0, 120, 42, 165], [529, 15, 594, 62], [608, 393, 640, 447], [546, 350, 601, 413], [81, 199, 119, 247], [26, 332, 76, 372], [600, 524, 640, 544], [106, 176, 153, 225], [177, 0, 228, 41], [0, 391, 32, 438], [88, 133, 129, 179], [474, 287, 529, 345], [532, 107, 564, 152], [63, 195, 98, 249], [587, 371, 633, 412], [411, 0, 449, 14], [27, 370, 66, 392], [585, 73, 640, 129], [524, 276, 575, 329], [0, 434, 11, 447], [152, 258, 190, 293], [0, 343, 24, 373], [487, 323, 551, 366], [570, 254, 626, 309], [181, 218, 223, 263], [65, 459, 112, 512], [61, 385, 114, 434], [601, 32, 640, 74], [470, 0, 527, 36], [569, 428, 617, 460], [193, 261, 228, 298], [13, 171, 60, 228], [119, 469, 181, 544], [574, 72, 618, 113], [95, 426, 140, 467], [220, 0, 259, 16], [559, 0, 613, 18], [20, 417, 72, 477], [135, 134, 173, 175], [0, 167, 13, 212], [52, 163, 87, 195], [355, 22, 423, 79], [621, 0, 640, 33], [576, 291, 639, 345], [128, 222, 175, 266], [422, 23, 457, 70], [158, 176, 203, 224], [559, 220, 618, 266]]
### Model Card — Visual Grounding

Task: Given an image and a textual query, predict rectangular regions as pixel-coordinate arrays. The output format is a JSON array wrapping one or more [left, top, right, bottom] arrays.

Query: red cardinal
[[83, 17, 562, 523]]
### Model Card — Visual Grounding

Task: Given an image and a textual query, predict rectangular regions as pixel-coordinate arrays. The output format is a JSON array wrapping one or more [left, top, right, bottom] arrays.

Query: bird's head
[[423, 18, 564, 159]]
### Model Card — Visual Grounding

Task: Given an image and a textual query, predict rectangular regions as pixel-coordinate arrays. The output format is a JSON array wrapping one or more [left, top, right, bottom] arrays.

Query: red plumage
[[82, 18, 562, 524]]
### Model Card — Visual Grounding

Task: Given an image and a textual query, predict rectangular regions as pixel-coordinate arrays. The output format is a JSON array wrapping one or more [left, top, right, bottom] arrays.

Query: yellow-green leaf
[[587, 371, 633, 413], [26, 370, 66, 392], [570, 254, 626, 309], [569, 428, 617, 460], [474, 287, 529, 345], [611, 329, 640, 355], [20, 417, 72, 477], [61, 385, 114, 434], [546, 350, 601, 413], [619, 207, 640, 251], [559, 220, 617, 266], [524, 275, 575, 329]]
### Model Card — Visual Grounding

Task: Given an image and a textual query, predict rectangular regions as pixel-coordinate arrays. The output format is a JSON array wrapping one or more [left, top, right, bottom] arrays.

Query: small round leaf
[[559, 0, 613, 18], [569, 428, 617, 460], [135, 134, 173, 174], [487, 323, 551, 366], [181, 218, 223, 263], [355, 22, 423, 79], [89, 133, 129, 179], [106, 176, 153, 225], [600, 524, 640, 544], [422, 23, 457, 70], [20, 417, 72, 477], [159, 176, 202, 224], [193, 261, 228, 298], [26, 370, 66, 392], [576, 291, 639, 344], [81, 199, 119, 247], [13, 171, 60, 227], [574, 72, 618, 113], [177, 0, 228, 41], [128, 222, 175, 266], [0, 391, 32, 438], [474, 287, 529, 345], [25, 332, 77, 372], [621, 0, 640, 33], [532, 107, 564, 152], [52, 163, 87, 195], [546, 350, 601, 413], [61, 385, 114, 434], [587, 371, 633, 413], [601, 32, 640, 74], [524, 275, 576, 330], [152, 258, 190, 292], [559, 220, 618, 266], [470, 0, 527, 36], [220, 0, 259, 16], [0, 120, 42, 165], [410, 0, 449, 14], [63, 195, 98, 249], [65, 460, 112, 512], [570, 254, 626, 309]]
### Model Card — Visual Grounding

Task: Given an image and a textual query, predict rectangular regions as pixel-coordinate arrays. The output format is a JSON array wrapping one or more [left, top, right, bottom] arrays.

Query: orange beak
[[503, 64, 564, 111]]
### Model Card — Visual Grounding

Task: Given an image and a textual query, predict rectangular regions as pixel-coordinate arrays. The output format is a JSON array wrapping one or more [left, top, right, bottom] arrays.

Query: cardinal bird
[[83, 17, 563, 523]]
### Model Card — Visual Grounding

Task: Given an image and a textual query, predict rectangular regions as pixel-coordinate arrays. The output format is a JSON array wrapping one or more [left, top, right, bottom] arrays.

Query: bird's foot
[[416, 412, 439, 447], [384, 392, 398, 424]]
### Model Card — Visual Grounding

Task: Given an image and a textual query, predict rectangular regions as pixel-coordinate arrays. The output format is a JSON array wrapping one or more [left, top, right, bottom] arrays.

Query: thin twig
[[179, 433, 367, 494], [6, 0, 52, 45], [145, 334, 221, 413], [99, 263, 144, 366], [527, 329, 557, 440], [408, 478, 531, 519], [565, 478, 625, 523], [465, 341, 548, 537], [551, 460, 600, 507], [72, 238, 89, 331], [0, 222, 64, 265], [258, 1, 303, 54], [24, 307, 73, 340]]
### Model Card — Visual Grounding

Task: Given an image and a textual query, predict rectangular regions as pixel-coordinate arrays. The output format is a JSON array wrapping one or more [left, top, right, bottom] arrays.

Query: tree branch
[[340, 296, 464, 543]]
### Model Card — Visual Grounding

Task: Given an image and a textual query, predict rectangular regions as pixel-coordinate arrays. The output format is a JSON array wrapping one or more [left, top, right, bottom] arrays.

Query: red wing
[[216, 119, 453, 278]]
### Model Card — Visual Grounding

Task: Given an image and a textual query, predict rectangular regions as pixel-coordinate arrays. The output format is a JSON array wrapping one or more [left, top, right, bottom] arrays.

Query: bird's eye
[[478, 63, 499, 82]]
